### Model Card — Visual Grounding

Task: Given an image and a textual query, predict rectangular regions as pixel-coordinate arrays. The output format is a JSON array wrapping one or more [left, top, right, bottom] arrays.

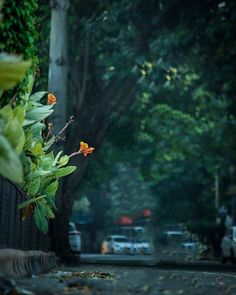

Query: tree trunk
[[48, 0, 70, 255], [48, 0, 69, 134]]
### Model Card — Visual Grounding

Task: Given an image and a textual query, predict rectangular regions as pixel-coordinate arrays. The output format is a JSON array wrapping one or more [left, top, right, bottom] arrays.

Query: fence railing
[[0, 176, 49, 250]]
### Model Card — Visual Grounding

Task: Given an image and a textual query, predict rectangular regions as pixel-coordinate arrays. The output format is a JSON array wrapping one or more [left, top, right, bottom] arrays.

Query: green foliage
[[0, 81, 88, 232], [0, 0, 39, 105], [0, 53, 31, 93], [0, 0, 38, 61], [15, 91, 80, 232], [73, 0, 236, 233], [0, 134, 23, 183], [34, 201, 49, 233], [0, 103, 26, 183]]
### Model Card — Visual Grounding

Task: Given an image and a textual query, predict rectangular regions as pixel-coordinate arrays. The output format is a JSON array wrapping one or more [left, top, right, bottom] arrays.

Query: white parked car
[[140, 240, 153, 255], [129, 240, 153, 255], [69, 222, 81, 253], [181, 241, 196, 250], [129, 240, 141, 255], [221, 226, 236, 263], [107, 235, 132, 254]]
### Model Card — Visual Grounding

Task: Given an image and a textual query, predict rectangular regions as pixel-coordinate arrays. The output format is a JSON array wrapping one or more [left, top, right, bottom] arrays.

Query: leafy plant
[[16, 92, 95, 233], [0, 1, 95, 233], [0, 52, 31, 183], [0, 85, 95, 233]]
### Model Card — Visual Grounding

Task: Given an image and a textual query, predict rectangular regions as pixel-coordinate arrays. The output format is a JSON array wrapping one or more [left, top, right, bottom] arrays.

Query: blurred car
[[221, 226, 236, 263], [69, 222, 81, 253], [164, 230, 184, 245], [181, 241, 196, 250], [107, 235, 132, 254], [129, 240, 141, 255], [139, 240, 153, 255], [128, 240, 153, 255]]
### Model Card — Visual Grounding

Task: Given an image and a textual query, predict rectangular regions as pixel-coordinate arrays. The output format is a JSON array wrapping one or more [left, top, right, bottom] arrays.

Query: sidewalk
[[1, 249, 236, 295], [1, 262, 236, 295], [79, 252, 236, 272]]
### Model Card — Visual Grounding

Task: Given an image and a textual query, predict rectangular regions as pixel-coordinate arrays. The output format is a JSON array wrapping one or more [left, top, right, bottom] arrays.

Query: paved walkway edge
[[79, 256, 236, 272]]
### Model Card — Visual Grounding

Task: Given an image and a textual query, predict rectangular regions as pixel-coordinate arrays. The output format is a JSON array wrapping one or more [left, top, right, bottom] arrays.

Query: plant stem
[[68, 151, 81, 158], [55, 116, 74, 142]]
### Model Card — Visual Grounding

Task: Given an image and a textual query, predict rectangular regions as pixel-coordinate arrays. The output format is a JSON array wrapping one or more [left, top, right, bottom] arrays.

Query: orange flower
[[79, 141, 95, 157], [47, 93, 56, 105]]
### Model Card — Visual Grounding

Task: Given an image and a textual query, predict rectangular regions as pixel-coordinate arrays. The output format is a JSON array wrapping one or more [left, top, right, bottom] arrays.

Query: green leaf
[[17, 198, 36, 210], [45, 180, 59, 196], [53, 151, 63, 166], [43, 136, 55, 151], [30, 143, 43, 156], [38, 201, 48, 217], [30, 91, 47, 102], [3, 117, 25, 154], [47, 195, 57, 210], [0, 104, 14, 121], [41, 154, 53, 170], [32, 169, 53, 178], [31, 122, 45, 142], [17, 195, 46, 210], [24, 129, 33, 150], [25, 105, 53, 122], [0, 134, 23, 183], [34, 204, 48, 233], [0, 53, 31, 91], [46, 206, 55, 218], [22, 119, 37, 127], [26, 177, 41, 197], [57, 155, 69, 167], [14, 106, 25, 124], [54, 166, 77, 178]]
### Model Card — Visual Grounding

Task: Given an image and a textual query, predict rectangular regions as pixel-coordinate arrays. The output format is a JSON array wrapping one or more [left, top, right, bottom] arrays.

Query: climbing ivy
[[0, 0, 38, 62], [0, 0, 39, 105]]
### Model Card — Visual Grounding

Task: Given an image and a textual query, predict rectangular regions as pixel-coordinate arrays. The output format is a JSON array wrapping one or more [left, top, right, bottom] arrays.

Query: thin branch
[[54, 116, 74, 141], [78, 30, 90, 109]]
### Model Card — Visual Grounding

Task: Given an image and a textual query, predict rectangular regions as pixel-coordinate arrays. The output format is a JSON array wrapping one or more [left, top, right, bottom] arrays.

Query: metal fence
[[0, 176, 49, 251]]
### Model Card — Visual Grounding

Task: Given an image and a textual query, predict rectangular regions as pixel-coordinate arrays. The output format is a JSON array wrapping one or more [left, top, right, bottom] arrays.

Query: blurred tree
[[50, 0, 236, 253], [104, 163, 155, 221]]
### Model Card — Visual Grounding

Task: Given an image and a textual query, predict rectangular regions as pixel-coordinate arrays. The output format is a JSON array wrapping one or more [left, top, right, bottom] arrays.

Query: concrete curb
[[0, 249, 58, 278], [79, 256, 236, 272]]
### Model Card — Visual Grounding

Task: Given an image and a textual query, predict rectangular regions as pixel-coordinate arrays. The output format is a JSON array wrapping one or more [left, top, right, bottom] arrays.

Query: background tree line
[[1, 0, 236, 254]]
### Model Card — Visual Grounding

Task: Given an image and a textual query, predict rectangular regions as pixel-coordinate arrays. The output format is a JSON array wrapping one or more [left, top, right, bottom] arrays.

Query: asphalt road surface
[[65, 264, 236, 295], [9, 263, 236, 295]]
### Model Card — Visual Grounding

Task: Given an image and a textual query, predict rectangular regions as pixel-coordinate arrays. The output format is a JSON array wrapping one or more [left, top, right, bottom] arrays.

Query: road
[[74, 264, 236, 295], [12, 263, 236, 295], [3, 253, 236, 294]]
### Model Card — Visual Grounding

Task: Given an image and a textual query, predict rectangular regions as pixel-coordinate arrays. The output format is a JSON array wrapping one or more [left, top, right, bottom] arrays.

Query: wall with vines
[[0, 0, 39, 105], [1, 0, 38, 61]]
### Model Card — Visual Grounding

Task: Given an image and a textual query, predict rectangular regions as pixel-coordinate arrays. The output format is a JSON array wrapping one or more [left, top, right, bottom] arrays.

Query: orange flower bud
[[79, 141, 95, 157], [48, 93, 56, 105]]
